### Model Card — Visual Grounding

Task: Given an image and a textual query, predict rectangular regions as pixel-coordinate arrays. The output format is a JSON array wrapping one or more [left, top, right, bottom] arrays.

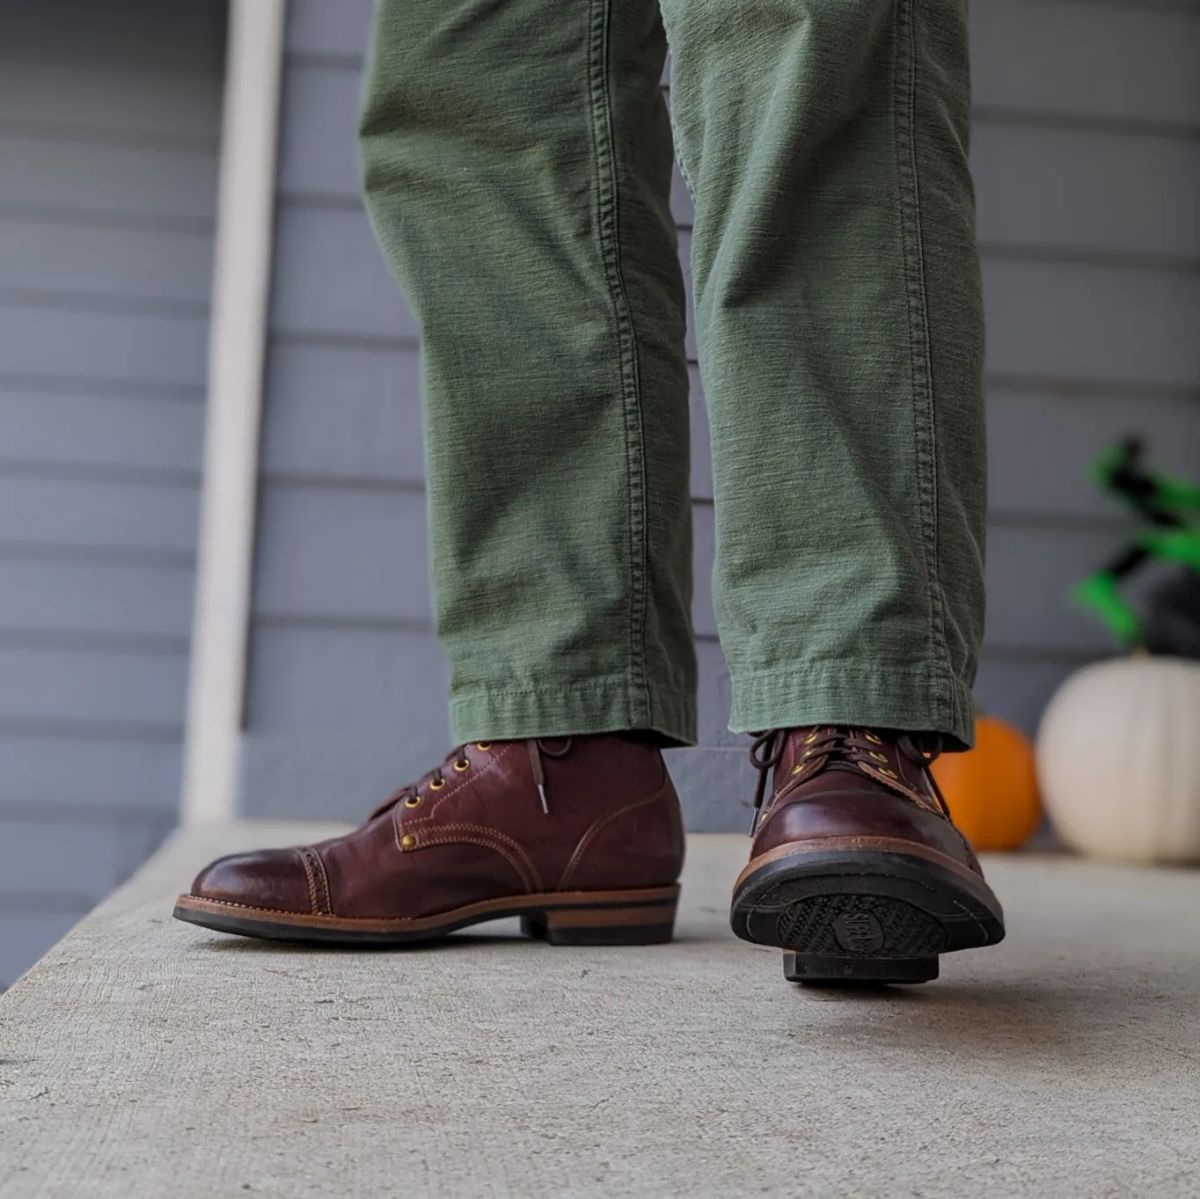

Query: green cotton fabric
[[359, 0, 986, 750]]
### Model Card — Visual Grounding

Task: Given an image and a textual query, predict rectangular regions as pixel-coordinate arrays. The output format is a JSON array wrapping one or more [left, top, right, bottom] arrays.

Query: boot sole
[[730, 838, 1005, 985], [173, 884, 679, 947]]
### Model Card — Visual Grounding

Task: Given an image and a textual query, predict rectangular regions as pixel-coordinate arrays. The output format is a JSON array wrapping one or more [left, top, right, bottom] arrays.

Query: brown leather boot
[[731, 726, 1005, 984], [174, 735, 684, 946]]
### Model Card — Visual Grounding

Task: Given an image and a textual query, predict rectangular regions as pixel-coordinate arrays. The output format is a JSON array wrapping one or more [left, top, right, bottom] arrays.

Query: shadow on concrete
[[780, 973, 1192, 1073]]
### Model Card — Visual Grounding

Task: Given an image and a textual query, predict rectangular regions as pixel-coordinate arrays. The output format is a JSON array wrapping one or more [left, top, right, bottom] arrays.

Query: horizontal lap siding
[[1, 220, 216, 306], [0, 0, 225, 987], [0, 306, 209, 390], [240, 0, 1200, 827]]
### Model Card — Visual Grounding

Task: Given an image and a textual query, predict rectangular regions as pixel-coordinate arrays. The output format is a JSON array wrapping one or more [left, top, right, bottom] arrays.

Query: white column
[[181, 0, 287, 824]]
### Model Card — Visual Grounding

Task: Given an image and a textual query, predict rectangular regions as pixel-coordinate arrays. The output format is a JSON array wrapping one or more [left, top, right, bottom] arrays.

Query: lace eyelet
[[429, 778, 446, 791], [803, 731, 819, 744], [870, 751, 887, 763], [879, 766, 898, 779], [403, 795, 422, 808], [453, 758, 470, 773], [791, 764, 804, 775], [864, 732, 882, 744], [475, 742, 492, 751]]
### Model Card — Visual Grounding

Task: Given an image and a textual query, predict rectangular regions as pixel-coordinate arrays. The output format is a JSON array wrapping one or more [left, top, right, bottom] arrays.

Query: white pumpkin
[[1037, 656, 1200, 864]]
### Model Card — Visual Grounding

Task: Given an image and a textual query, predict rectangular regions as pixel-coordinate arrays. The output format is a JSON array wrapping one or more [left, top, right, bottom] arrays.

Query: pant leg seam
[[893, 0, 953, 731], [659, 31, 695, 200], [586, 0, 652, 728]]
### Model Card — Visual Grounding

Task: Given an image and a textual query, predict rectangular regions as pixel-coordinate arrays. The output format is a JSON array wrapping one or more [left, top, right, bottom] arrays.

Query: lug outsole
[[731, 846, 1004, 986]]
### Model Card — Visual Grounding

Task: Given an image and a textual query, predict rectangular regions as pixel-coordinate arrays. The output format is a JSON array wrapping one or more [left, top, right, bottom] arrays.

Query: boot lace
[[370, 738, 573, 820], [747, 727, 946, 833]]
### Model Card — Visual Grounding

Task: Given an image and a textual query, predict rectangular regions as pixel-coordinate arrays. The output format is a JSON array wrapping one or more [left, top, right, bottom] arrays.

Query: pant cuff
[[450, 676, 697, 748], [728, 662, 975, 750]]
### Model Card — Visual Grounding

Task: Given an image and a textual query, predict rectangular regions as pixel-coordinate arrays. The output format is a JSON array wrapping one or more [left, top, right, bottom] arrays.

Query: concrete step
[[2, 824, 1198, 1196]]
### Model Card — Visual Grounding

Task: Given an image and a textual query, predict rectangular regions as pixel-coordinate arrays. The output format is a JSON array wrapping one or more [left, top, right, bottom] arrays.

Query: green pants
[[360, 0, 986, 750]]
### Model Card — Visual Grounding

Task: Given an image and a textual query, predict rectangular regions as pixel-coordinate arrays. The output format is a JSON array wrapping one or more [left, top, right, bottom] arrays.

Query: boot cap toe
[[190, 848, 314, 914]]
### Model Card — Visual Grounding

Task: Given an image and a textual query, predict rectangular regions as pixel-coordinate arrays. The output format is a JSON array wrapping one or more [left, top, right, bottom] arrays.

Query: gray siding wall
[[240, 0, 1200, 828], [0, 0, 225, 986]]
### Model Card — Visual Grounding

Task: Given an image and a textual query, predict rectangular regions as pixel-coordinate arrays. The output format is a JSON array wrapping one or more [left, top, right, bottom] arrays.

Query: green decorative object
[[1073, 439, 1200, 659]]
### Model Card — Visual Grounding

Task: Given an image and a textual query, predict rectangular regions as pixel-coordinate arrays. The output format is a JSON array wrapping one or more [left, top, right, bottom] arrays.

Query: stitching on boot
[[426, 823, 543, 892], [558, 788, 665, 890], [297, 846, 332, 915], [294, 848, 320, 916], [391, 743, 521, 848], [411, 742, 520, 827], [413, 832, 539, 894]]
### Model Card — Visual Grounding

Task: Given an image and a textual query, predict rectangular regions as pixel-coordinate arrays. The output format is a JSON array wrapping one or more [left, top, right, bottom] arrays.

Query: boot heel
[[783, 952, 939, 985], [521, 895, 678, 947]]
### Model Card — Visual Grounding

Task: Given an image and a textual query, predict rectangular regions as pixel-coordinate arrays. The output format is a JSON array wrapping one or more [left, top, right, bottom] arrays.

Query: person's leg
[[657, 0, 1003, 983], [660, 0, 985, 750], [359, 0, 696, 747], [175, 0, 694, 947]]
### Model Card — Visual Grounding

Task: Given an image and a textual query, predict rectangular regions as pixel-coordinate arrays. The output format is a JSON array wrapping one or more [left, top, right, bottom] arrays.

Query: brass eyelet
[[475, 742, 492, 751], [403, 795, 422, 808], [791, 764, 804, 775], [453, 758, 470, 773], [400, 833, 418, 851], [870, 751, 887, 763], [803, 731, 819, 744], [864, 732, 882, 744], [879, 766, 898, 779], [429, 778, 446, 791]]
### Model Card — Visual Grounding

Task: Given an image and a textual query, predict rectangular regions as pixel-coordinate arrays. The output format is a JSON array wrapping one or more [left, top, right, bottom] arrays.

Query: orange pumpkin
[[930, 716, 1041, 851]]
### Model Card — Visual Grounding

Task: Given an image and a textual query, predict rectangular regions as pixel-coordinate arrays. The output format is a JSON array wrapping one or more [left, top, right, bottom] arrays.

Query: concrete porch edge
[[2, 825, 1198, 1196]]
